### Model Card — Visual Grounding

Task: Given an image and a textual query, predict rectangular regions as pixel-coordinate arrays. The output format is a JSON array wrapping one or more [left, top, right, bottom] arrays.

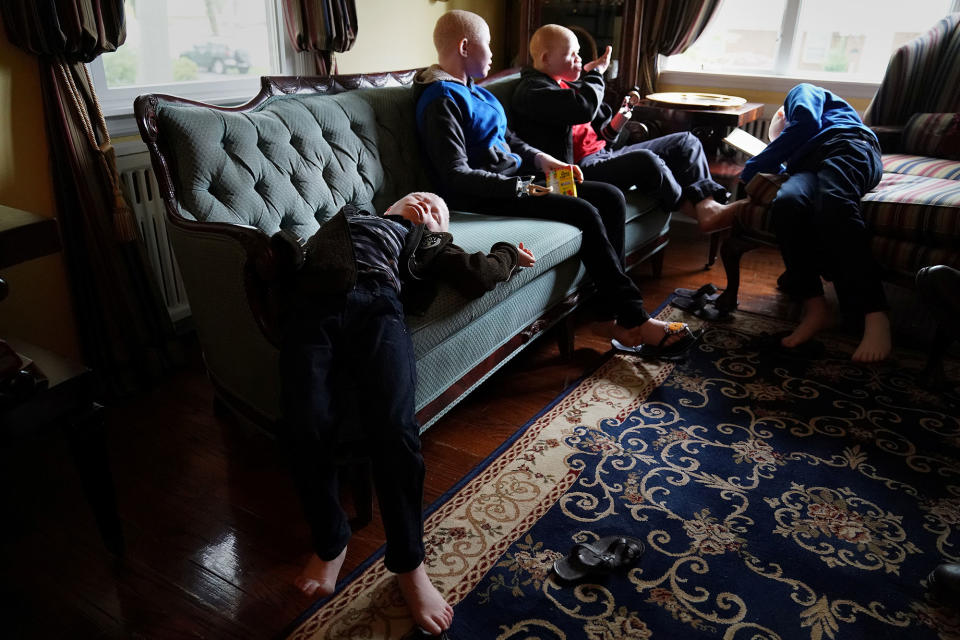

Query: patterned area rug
[[285, 308, 960, 640]]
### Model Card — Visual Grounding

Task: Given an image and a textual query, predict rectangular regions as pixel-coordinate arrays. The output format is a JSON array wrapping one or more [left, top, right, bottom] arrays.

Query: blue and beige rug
[[286, 308, 960, 640]]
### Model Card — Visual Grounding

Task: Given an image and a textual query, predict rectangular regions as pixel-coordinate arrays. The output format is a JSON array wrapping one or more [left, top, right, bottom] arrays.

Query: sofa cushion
[[157, 91, 385, 239], [861, 172, 960, 247], [902, 112, 960, 160], [408, 211, 585, 410], [740, 171, 960, 242], [882, 153, 960, 180]]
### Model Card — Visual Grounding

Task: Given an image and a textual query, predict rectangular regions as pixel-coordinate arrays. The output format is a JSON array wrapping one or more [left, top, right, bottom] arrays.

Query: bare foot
[[396, 563, 454, 635], [693, 198, 748, 234], [295, 546, 348, 598], [612, 318, 685, 349], [852, 311, 891, 362], [782, 296, 833, 348]]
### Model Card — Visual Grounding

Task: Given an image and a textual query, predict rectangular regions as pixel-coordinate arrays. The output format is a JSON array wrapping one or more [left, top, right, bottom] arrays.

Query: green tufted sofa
[[134, 70, 671, 432]]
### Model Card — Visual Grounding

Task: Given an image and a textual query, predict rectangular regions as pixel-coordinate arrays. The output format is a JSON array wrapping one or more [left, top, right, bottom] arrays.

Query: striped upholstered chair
[[713, 13, 960, 315]]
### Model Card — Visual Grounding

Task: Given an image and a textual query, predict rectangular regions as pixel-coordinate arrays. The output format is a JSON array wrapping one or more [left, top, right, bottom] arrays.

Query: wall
[[0, 19, 81, 359], [336, 0, 506, 74]]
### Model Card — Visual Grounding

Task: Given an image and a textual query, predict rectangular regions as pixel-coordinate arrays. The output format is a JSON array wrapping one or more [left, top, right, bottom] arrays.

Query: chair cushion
[[901, 113, 960, 160], [882, 153, 960, 180]]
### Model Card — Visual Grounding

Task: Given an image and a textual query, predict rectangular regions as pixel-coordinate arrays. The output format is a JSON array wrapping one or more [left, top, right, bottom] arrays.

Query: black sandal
[[611, 322, 703, 360], [673, 283, 718, 300], [553, 535, 645, 583]]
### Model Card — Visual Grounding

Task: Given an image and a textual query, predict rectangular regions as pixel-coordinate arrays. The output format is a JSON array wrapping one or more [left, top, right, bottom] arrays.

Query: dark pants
[[770, 131, 886, 315], [279, 279, 425, 574], [448, 180, 650, 327], [580, 132, 728, 208]]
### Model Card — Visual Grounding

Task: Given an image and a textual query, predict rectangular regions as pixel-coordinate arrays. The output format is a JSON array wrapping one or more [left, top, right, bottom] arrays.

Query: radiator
[[116, 152, 191, 323], [742, 117, 771, 142]]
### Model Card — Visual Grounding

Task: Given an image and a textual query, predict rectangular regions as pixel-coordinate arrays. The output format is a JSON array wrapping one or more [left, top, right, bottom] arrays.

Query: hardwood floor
[[2, 223, 793, 639]]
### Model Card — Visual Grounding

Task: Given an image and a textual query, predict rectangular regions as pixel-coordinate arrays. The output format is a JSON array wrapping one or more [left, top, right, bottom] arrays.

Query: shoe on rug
[[611, 323, 704, 360], [928, 562, 960, 607], [553, 535, 645, 583], [673, 283, 718, 300]]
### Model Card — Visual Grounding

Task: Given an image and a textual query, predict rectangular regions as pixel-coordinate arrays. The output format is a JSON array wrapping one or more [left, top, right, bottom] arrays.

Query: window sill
[[658, 70, 879, 101]]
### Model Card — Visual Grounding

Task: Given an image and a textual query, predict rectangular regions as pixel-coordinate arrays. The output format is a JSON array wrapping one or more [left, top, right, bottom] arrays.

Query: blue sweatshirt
[[742, 83, 877, 183]]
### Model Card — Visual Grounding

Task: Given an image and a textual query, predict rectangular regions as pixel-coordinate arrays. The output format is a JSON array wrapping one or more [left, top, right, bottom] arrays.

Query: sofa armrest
[[869, 125, 904, 153]]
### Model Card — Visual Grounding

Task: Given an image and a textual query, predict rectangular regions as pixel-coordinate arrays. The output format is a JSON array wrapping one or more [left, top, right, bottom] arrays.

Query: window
[[89, 0, 294, 118], [662, 0, 956, 83]]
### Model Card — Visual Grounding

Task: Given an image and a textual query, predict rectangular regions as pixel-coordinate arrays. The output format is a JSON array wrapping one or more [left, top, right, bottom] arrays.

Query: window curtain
[[281, 0, 358, 75], [637, 0, 724, 95], [1, 1, 181, 397]]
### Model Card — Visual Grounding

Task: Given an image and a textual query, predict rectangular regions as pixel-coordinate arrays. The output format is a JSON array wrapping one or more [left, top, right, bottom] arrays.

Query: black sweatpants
[[447, 180, 650, 327], [580, 132, 728, 208], [770, 130, 885, 315], [279, 279, 425, 574]]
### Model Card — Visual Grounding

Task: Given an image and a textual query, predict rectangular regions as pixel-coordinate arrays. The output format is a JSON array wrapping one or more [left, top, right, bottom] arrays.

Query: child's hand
[[535, 153, 584, 183], [583, 45, 612, 75], [517, 242, 536, 268]]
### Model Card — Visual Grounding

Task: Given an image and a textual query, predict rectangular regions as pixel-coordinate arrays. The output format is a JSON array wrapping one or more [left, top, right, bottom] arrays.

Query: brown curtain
[[281, 0, 358, 75], [1, 1, 181, 397], [637, 0, 724, 95]]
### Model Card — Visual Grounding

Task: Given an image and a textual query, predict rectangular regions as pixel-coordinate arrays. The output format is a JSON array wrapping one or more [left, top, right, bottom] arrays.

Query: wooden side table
[[0, 204, 124, 555]]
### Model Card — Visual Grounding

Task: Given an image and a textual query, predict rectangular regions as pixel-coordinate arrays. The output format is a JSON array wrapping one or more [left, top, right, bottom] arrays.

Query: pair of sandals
[[670, 283, 728, 321], [553, 535, 645, 583], [611, 321, 704, 361]]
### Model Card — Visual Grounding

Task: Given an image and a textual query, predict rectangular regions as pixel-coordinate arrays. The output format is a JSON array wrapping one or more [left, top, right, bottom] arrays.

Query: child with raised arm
[[742, 83, 890, 362], [511, 24, 745, 234], [413, 10, 702, 358], [275, 192, 534, 636]]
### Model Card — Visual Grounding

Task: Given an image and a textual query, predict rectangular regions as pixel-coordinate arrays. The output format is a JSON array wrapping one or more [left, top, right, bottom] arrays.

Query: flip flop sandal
[[402, 627, 453, 640], [553, 535, 645, 583], [611, 322, 704, 360], [673, 283, 718, 300], [671, 293, 719, 313]]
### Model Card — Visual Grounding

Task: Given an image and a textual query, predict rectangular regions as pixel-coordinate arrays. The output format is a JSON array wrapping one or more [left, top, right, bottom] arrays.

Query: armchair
[[713, 13, 960, 317]]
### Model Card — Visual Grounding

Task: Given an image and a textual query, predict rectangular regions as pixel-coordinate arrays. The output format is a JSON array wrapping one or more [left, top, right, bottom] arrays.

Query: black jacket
[[413, 65, 542, 199], [271, 205, 521, 316], [511, 67, 616, 164]]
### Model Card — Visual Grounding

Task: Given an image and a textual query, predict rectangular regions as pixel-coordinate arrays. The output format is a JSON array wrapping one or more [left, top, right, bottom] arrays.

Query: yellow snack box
[[547, 166, 578, 197]]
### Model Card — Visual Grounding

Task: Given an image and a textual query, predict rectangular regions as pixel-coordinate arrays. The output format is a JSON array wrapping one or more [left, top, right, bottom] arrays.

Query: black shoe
[[917, 265, 960, 321]]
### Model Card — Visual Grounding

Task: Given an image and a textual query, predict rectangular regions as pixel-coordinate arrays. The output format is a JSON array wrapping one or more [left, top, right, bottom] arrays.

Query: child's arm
[[742, 84, 825, 184], [430, 241, 533, 299], [512, 71, 606, 126]]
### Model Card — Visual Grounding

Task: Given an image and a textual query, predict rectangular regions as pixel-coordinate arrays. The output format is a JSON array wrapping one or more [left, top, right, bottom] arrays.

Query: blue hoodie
[[742, 83, 877, 184]]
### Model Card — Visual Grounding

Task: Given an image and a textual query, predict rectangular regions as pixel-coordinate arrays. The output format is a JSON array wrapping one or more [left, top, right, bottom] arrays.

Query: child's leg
[[580, 145, 682, 212], [279, 301, 353, 596], [781, 294, 834, 348], [349, 284, 453, 633], [768, 172, 834, 347], [813, 135, 890, 362]]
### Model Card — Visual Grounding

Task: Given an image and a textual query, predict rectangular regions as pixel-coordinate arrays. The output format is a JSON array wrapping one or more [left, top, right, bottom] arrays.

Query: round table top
[[645, 92, 747, 109]]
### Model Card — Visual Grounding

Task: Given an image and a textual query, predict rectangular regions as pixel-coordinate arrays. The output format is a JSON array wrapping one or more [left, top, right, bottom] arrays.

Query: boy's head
[[768, 106, 787, 141], [387, 192, 450, 232], [433, 10, 492, 80], [530, 24, 581, 82]]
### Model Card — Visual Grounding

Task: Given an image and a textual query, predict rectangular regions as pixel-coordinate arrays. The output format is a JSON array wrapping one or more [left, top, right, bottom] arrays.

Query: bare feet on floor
[[295, 546, 348, 598], [852, 311, 891, 362], [691, 197, 749, 234], [611, 318, 685, 349], [396, 563, 454, 636], [782, 295, 833, 349]]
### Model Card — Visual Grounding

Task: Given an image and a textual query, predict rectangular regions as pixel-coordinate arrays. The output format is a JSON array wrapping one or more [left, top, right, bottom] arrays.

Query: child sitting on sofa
[[741, 83, 889, 362], [510, 24, 744, 234], [274, 192, 534, 636], [413, 10, 702, 358]]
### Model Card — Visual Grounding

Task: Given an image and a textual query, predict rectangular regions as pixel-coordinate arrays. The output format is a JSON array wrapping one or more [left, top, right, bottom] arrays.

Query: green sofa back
[[156, 86, 433, 239]]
